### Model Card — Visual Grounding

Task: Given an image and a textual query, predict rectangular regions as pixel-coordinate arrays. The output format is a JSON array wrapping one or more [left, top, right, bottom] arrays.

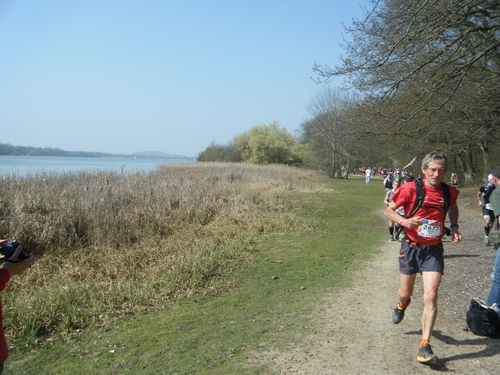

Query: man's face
[[421, 161, 446, 188]]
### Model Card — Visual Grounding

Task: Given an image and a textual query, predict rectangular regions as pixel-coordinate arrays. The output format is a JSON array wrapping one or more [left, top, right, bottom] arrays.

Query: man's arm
[[477, 189, 484, 205], [384, 191, 391, 205], [448, 204, 459, 225], [384, 202, 400, 222], [447, 204, 462, 243]]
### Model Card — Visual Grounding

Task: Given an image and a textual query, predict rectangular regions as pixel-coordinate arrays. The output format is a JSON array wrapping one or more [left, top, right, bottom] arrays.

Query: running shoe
[[417, 343, 440, 365], [390, 235, 394, 241], [392, 298, 410, 324], [484, 236, 490, 244]]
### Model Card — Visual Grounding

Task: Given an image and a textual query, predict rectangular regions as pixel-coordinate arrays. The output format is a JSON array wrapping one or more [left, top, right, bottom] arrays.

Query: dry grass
[[0, 163, 324, 341]]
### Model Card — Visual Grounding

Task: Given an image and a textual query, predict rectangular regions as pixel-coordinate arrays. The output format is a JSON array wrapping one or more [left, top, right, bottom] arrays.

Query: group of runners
[[356, 166, 408, 177]]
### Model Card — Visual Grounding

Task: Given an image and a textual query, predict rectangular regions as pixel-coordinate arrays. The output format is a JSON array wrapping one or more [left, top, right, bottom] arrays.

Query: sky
[[0, 0, 370, 158]]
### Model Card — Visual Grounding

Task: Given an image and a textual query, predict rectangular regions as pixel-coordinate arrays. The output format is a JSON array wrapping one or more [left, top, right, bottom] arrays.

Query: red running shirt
[[391, 181, 459, 245]]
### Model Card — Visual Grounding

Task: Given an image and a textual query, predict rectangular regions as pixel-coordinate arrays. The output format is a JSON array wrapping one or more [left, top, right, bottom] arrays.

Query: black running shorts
[[398, 241, 444, 275], [482, 207, 495, 223]]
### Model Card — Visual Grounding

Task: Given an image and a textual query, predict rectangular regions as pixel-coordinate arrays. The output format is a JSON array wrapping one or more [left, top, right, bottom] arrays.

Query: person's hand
[[451, 227, 463, 243], [451, 231, 463, 243], [403, 216, 424, 229], [1, 243, 34, 276]]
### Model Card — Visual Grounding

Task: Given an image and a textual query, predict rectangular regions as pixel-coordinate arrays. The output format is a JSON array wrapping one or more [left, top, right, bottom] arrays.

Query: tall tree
[[313, 0, 500, 180], [299, 87, 364, 178]]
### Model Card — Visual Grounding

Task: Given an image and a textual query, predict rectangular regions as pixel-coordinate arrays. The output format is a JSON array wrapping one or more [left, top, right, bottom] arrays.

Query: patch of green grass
[[7, 177, 387, 374]]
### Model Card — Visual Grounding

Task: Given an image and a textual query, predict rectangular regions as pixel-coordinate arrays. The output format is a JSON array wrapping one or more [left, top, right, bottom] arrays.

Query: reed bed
[[0, 163, 324, 342]]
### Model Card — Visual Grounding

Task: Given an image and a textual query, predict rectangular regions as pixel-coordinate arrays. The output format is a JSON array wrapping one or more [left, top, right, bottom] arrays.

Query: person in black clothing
[[383, 172, 393, 193], [384, 181, 401, 241], [477, 174, 496, 245]]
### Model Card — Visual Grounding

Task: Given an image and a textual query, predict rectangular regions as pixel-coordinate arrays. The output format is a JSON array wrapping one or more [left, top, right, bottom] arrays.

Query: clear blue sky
[[0, 0, 369, 157]]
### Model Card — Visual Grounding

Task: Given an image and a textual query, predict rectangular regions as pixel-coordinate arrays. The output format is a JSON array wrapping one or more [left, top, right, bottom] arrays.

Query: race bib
[[485, 203, 493, 210], [417, 219, 441, 238]]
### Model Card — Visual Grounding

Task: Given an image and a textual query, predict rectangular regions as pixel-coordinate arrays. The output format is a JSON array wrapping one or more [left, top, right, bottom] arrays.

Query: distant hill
[[0, 143, 194, 159], [132, 151, 194, 159]]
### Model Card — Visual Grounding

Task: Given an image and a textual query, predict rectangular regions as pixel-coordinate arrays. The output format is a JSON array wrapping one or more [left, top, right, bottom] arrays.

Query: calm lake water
[[0, 155, 195, 177]]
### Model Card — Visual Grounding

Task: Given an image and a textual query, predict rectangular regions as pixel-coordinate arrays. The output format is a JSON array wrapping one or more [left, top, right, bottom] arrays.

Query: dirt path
[[248, 187, 500, 374]]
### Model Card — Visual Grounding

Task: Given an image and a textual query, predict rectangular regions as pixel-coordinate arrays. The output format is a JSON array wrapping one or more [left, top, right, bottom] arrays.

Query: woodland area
[[199, 0, 500, 183]]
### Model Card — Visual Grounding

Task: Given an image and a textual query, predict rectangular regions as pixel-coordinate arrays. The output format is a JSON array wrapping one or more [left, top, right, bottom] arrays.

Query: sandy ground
[[248, 187, 500, 374]]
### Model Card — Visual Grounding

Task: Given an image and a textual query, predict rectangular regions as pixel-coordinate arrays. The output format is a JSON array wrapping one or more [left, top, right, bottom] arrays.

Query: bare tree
[[299, 87, 365, 178], [313, 0, 500, 179]]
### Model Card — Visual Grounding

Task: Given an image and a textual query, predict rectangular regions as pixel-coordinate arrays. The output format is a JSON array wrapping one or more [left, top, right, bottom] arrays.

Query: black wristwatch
[[450, 223, 459, 229]]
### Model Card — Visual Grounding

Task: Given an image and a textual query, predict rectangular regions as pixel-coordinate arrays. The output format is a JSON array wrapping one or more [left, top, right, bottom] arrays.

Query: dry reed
[[0, 163, 323, 341]]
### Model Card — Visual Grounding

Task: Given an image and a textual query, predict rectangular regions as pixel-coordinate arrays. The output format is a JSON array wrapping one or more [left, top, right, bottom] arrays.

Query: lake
[[0, 155, 196, 177]]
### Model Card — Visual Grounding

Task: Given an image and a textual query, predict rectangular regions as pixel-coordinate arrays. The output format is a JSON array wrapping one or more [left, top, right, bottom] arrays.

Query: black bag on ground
[[466, 299, 500, 339]]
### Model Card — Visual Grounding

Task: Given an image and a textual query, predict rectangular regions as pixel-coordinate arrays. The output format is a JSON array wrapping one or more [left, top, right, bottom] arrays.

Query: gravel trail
[[248, 187, 500, 374]]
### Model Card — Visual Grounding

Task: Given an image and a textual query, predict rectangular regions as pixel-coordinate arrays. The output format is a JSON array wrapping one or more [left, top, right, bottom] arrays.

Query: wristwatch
[[450, 223, 459, 229]]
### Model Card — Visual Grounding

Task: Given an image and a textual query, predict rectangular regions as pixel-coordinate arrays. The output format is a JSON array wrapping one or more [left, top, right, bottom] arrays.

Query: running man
[[384, 180, 401, 241], [365, 167, 372, 183], [477, 174, 496, 245], [384, 151, 462, 366]]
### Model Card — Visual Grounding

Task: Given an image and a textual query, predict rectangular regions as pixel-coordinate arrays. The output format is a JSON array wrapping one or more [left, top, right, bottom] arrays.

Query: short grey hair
[[491, 165, 500, 179], [421, 151, 448, 170]]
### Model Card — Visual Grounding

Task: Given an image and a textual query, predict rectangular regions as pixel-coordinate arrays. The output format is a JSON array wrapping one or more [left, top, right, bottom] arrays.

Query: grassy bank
[[3, 166, 386, 374]]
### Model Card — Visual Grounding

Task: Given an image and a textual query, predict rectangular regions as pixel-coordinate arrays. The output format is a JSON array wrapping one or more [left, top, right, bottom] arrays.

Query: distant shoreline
[[1, 154, 195, 160], [0, 143, 195, 160]]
